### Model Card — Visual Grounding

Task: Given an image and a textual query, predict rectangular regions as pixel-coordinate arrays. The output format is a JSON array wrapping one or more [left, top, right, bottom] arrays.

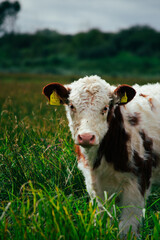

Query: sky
[[13, 0, 160, 34]]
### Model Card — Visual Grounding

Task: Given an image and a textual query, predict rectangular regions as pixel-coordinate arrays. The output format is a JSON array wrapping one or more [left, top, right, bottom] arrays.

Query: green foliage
[[0, 1, 21, 33], [0, 74, 160, 239], [0, 26, 160, 76]]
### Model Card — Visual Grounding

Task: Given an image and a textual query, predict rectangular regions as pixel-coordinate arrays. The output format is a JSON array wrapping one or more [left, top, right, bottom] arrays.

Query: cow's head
[[43, 76, 136, 148]]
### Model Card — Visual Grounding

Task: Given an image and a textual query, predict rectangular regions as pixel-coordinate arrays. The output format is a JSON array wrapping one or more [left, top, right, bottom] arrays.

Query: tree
[[0, 0, 21, 33]]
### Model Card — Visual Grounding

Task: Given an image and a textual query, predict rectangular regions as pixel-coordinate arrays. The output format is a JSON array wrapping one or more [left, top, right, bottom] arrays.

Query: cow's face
[[65, 77, 113, 147], [43, 76, 136, 148]]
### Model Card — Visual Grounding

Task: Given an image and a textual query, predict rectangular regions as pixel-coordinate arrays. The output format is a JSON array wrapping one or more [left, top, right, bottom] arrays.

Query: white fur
[[63, 76, 160, 235]]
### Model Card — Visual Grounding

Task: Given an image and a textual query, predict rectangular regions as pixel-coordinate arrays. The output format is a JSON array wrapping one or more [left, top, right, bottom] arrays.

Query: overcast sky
[[15, 0, 160, 34]]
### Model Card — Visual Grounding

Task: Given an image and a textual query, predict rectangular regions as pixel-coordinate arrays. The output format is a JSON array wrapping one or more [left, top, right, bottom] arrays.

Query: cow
[[43, 75, 160, 236]]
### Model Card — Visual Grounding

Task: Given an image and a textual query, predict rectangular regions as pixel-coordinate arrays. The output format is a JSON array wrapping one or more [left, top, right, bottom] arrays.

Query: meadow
[[1, 73, 160, 240]]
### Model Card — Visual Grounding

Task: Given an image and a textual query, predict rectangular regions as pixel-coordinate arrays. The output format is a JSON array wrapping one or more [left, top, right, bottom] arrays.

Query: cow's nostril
[[78, 135, 83, 141], [90, 135, 95, 141], [77, 133, 96, 147], [90, 135, 95, 144]]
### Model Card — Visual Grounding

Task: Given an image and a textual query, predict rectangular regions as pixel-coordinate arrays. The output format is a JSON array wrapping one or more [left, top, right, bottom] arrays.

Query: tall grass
[[0, 74, 160, 239]]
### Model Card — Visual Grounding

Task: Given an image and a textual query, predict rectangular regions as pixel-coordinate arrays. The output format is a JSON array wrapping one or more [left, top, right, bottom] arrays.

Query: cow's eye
[[69, 104, 76, 112], [101, 105, 109, 115]]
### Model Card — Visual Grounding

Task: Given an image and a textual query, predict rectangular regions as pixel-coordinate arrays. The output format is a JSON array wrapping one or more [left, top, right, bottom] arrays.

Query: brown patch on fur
[[139, 131, 153, 152], [86, 89, 98, 105], [75, 145, 88, 167], [128, 112, 141, 126], [133, 150, 152, 196], [86, 90, 94, 95], [140, 94, 154, 111], [107, 101, 114, 123], [152, 153, 158, 168], [148, 98, 154, 110], [133, 131, 156, 196], [139, 93, 148, 98], [94, 106, 130, 171]]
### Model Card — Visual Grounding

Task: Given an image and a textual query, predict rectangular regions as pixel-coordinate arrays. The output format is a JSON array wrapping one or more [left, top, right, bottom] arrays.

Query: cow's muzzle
[[77, 133, 96, 147]]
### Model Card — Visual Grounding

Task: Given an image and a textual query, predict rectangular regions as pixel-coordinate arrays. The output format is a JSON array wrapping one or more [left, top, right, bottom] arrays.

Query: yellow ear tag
[[121, 92, 128, 103], [50, 91, 60, 105]]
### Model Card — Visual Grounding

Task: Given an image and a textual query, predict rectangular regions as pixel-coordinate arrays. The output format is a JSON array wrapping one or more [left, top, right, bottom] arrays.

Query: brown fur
[[148, 98, 154, 110], [94, 106, 130, 171], [139, 94, 154, 111], [107, 101, 114, 123], [128, 112, 141, 126], [139, 93, 148, 98], [75, 145, 88, 167], [133, 150, 151, 196], [133, 131, 158, 196]]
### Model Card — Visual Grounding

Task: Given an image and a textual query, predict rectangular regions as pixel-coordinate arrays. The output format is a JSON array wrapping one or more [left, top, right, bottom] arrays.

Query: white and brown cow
[[43, 75, 160, 235]]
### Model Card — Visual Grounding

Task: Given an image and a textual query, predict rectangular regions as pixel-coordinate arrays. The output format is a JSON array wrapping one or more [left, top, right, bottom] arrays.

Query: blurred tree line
[[0, 25, 160, 76], [0, 0, 20, 33]]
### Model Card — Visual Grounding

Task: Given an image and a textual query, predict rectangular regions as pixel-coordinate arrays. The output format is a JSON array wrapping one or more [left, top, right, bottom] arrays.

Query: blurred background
[[1, 2, 160, 239], [0, 0, 160, 77]]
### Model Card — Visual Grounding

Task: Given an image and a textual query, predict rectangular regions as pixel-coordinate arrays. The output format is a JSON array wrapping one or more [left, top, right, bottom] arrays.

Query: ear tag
[[121, 92, 128, 103], [50, 91, 60, 105]]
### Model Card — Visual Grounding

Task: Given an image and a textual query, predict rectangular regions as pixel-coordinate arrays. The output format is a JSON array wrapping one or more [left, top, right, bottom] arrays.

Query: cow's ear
[[42, 82, 70, 105], [114, 84, 136, 105]]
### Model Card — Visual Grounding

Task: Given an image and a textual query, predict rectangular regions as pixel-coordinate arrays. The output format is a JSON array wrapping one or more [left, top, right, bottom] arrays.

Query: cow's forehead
[[68, 76, 112, 108]]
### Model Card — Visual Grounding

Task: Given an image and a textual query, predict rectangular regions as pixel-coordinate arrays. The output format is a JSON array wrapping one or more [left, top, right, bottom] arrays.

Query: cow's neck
[[93, 106, 130, 171], [77, 106, 131, 171], [80, 145, 99, 168]]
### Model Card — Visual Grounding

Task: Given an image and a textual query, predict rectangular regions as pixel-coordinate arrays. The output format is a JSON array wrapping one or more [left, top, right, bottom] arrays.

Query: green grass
[[0, 73, 160, 240]]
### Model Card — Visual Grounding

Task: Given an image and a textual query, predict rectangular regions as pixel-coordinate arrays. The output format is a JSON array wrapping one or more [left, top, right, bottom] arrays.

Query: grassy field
[[1, 73, 160, 240]]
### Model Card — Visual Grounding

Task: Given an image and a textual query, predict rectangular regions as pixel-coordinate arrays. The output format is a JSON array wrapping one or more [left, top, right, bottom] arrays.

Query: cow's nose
[[77, 133, 96, 147]]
